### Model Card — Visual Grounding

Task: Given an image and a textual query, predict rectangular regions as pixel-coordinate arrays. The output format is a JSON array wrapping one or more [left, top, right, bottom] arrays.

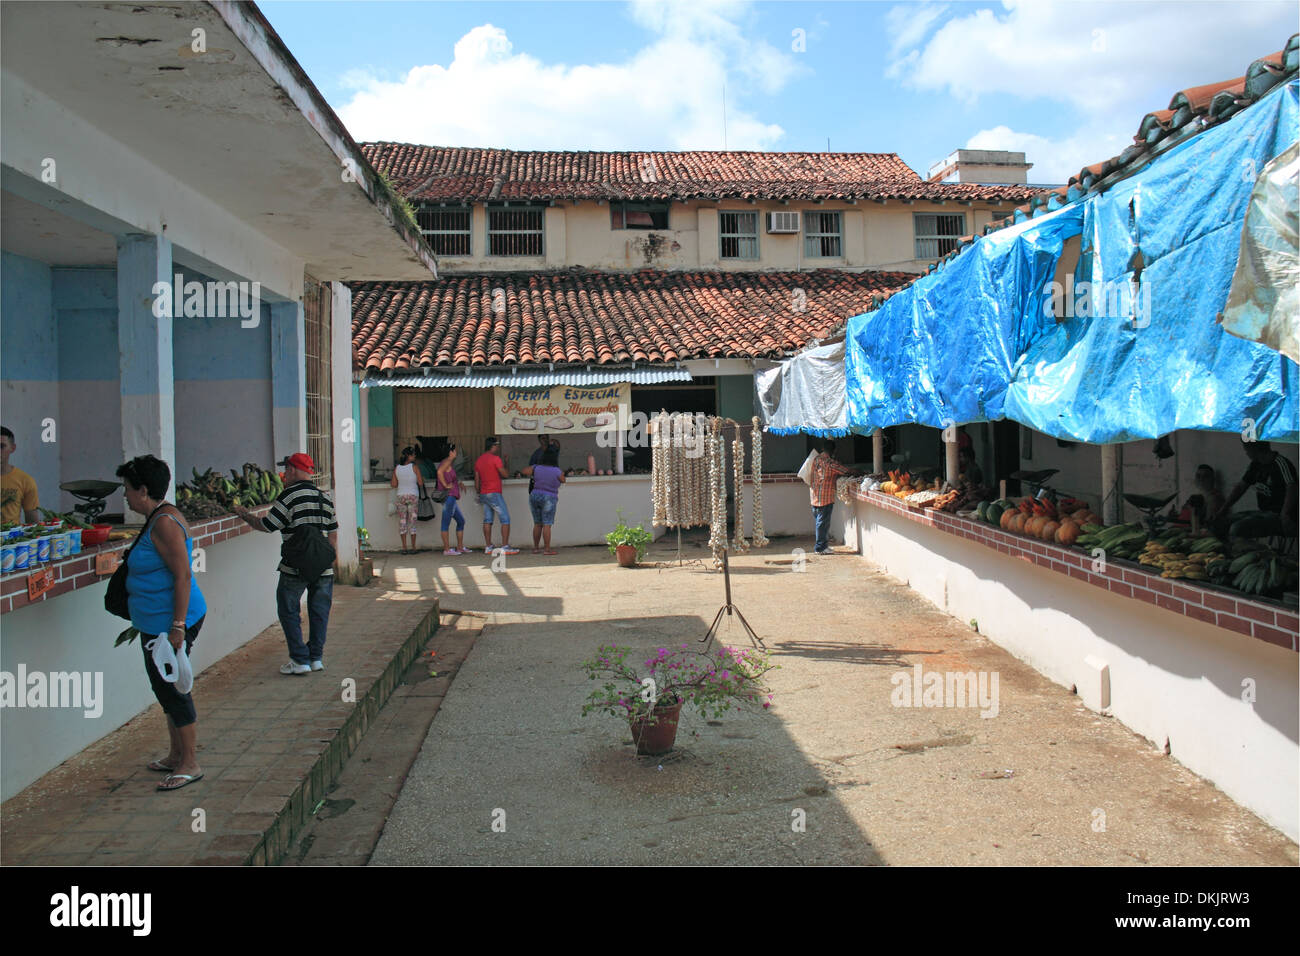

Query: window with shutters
[[487, 206, 544, 256], [719, 211, 758, 259], [803, 211, 842, 258], [302, 278, 333, 492], [914, 213, 966, 259], [416, 205, 471, 256]]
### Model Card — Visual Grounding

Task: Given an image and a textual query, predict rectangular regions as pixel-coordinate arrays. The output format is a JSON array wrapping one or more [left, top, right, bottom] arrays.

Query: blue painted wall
[[2, 250, 56, 381]]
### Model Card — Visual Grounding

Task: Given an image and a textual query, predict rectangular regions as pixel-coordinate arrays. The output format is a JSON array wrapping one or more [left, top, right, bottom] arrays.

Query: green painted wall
[[368, 387, 394, 427], [717, 374, 754, 423]]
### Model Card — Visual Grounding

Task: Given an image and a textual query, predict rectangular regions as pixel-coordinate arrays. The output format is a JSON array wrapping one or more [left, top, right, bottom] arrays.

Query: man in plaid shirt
[[809, 440, 855, 555]]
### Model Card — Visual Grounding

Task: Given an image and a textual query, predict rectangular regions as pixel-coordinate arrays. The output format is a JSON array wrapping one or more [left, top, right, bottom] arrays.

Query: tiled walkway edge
[[250, 600, 439, 866]]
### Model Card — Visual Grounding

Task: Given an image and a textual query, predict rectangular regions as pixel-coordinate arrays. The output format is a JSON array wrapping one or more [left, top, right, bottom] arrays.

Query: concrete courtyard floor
[[368, 532, 1297, 866]]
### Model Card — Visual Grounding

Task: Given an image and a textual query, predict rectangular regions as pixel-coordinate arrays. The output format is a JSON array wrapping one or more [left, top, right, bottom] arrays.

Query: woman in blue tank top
[[116, 455, 207, 792]]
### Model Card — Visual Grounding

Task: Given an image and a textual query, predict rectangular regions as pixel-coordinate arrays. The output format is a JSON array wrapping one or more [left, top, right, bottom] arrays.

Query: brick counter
[[0, 506, 270, 616], [855, 489, 1299, 652]]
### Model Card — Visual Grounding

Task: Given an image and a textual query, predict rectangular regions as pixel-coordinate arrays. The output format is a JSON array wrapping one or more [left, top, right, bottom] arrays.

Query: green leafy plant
[[605, 509, 653, 561], [582, 643, 777, 722]]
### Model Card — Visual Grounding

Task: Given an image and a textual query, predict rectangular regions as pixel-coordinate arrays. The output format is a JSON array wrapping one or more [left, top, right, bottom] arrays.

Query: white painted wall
[[0, 529, 281, 801], [847, 497, 1299, 841], [362, 475, 660, 550]]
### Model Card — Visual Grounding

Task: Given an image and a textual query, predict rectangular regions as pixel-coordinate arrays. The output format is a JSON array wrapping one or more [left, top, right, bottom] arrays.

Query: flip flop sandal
[[147, 760, 175, 772], [157, 772, 203, 791], [544, 550, 558, 555]]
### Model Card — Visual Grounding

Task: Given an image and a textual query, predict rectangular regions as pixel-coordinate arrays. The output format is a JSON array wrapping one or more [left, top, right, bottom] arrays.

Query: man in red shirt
[[474, 437, 518, 554], [809, 440, 855, 555]]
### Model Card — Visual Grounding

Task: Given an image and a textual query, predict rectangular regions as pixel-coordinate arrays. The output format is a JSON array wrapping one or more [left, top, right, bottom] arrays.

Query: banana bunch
[[1228, 549, 1298, 596], [1138, 531, 1225, 579], [176, 463, 284, 517]]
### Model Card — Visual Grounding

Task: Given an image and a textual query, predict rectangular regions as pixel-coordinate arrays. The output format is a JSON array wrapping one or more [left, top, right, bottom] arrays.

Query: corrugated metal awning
[[361, 367, 693, 388]]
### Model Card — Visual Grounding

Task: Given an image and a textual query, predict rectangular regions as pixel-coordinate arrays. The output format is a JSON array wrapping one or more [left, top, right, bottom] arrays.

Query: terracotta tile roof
[[351, 269, 915, 373], [359, 144, 1045, 204]]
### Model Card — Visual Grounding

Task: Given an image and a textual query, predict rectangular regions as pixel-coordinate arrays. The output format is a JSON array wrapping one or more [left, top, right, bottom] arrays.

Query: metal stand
[[699, 549, 764, 651]]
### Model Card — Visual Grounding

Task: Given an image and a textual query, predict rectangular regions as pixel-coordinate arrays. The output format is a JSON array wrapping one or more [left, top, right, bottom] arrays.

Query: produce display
[[175, 463, 283, 522]]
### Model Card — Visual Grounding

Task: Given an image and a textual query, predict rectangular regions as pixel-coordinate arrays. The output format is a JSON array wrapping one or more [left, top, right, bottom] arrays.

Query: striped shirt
[[262, 481, 339, 576]]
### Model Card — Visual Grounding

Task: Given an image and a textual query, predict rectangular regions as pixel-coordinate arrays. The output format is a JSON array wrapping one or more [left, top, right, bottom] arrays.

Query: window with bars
[[610, 201, 670, 229], [487, 206, 544, 256], [719, 211, 758, 259], [914, 213, 966, 259], [302, 279, 333, 493], [804, 211, 842, 257], [416, 205, 471, 256]]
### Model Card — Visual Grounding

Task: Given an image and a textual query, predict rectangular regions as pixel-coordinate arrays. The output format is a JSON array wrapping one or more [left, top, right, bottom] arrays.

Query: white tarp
[[755, 340, 852, 436], [1222, 141, 1299, 364]]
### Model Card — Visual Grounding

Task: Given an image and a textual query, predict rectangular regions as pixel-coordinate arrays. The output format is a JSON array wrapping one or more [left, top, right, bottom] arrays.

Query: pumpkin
[[1000, 508, 1016, 530], [1071, 509, 1091, 522], [1056, 519, 1080, 546], [1079, 512, 1101, 527], [1040, 520, 1060, 542], [1009, 513, 1028, 534], [1025, 516, 1045, 537]]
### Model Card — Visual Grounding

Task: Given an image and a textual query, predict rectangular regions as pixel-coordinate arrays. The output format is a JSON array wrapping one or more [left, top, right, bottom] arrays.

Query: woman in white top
[[390, 446, 425, 554]]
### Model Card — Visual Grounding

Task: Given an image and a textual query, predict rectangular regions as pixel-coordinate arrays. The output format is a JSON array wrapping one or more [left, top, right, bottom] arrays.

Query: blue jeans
[[440, 496, 466, 532], [480, 492, 510, 525], [812, 503, 834, 553], [277, 572, 333, 664], [529, 491, 558, 526]]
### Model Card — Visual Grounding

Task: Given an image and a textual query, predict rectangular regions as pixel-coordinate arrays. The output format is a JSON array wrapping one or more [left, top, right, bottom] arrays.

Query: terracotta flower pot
[[615, 544, 638, 567], [629, 698, 683, 755]]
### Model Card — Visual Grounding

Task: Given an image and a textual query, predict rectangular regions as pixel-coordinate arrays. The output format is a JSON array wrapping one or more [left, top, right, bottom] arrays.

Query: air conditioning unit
[[766, 211, 800, 234]]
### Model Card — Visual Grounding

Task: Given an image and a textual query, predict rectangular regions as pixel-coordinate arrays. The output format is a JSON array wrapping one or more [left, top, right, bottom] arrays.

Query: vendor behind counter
[[0, 425, 40, 525]]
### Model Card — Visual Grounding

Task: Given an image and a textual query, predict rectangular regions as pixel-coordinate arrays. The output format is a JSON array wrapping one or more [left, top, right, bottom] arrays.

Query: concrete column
[[872, 429, 884, 475], [1101, 443, 1124, 525], [116, 233, 175, 503], [270, 301, 306, 458], [330, 281, 359, 573], [945, 432, 960, 486], [359, 385, 371, 483]]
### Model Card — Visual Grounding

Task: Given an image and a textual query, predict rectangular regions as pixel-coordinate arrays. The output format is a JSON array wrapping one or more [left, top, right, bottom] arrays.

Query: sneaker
[[280, 661, 311, 676], [444, 549, 460, 556], [459, 547, 474, 553], [311, 660, 325, 672], [500, 547, 520, 555]]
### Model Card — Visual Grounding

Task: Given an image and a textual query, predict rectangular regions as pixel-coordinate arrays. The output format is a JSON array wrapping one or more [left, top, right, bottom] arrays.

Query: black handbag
[[105, 504, 163, 621], [416, 482, 437, 521]]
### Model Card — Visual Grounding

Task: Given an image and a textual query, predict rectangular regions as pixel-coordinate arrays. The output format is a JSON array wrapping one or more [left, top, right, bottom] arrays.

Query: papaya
[[1040, 520, 1060, 542]]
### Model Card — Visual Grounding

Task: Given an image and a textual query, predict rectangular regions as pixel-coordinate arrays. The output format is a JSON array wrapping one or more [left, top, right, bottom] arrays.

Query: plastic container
[[51, 532, 71, 560], [35, 535, 52, 563], [13, 541, 32, 571], [68, 528, 83, 554], [1, 542, 15, 574], [81, 524, 111, 547]]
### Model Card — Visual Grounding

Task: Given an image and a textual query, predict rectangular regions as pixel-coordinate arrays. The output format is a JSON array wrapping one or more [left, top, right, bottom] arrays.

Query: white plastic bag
[[148, 635, 195, 694], [797, 450, 818, 485]]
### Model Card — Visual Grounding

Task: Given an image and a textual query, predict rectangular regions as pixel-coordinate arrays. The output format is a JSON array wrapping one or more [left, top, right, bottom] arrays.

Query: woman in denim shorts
[[522, 447, 565, 554]]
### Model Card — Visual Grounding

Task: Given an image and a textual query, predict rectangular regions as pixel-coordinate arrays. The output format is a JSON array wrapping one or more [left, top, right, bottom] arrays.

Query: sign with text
[[95, 552, 121, 576], [493, 383, 630, 435], [26, 567, 54, 601]]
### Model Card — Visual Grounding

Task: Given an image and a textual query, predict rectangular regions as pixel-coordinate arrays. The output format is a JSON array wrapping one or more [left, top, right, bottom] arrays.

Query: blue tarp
[[845, 78, 1300, 443], [845, 204, 1084, 432]]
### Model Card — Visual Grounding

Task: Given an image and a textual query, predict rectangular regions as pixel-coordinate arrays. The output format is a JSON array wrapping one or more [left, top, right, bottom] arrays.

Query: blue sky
[[261, 0, 1297, 182]]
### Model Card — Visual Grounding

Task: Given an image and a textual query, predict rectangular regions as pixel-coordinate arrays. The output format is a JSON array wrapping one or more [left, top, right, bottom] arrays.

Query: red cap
[[278, 453, 315, 474]]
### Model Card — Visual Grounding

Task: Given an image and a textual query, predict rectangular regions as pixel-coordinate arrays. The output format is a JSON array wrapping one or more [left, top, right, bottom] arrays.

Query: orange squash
[[1001, 509, 1016, 530], [1009, 513, 1028, 534], [1071, 509, 1091, 523], [1079, 512, 1101, 527], [1056, 519, 1080, 546], [1024, 516, 1044, 537], [1040, 520, 1060, 542]]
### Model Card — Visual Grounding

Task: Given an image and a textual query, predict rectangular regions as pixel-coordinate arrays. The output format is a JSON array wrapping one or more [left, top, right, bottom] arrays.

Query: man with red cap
[[234, 453, 339, 675]]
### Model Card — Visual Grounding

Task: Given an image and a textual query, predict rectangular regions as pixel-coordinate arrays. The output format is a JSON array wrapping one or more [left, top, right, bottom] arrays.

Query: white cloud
[[336, 1, 803, 149], [963, 124, 1128, 184], [886, 0, 1295, 115]]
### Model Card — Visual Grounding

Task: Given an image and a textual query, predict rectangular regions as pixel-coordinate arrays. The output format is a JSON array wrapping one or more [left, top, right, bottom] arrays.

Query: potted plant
[[581, 643, 777, 755], [605, 509, 653, 567]]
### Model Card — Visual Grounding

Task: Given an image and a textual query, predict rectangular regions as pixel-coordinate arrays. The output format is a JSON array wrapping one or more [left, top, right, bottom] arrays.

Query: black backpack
[[281, 523, 336, 583]]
